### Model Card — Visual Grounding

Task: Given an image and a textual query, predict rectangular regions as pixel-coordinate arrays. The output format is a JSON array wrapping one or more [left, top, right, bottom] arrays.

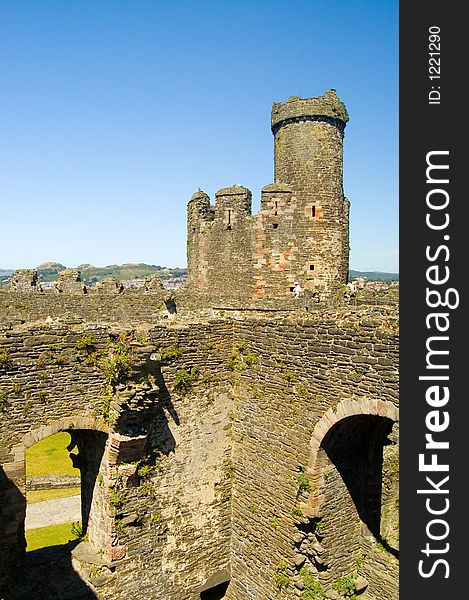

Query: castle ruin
[[0, 91, 398, 600], [186, 90, 350, 307]]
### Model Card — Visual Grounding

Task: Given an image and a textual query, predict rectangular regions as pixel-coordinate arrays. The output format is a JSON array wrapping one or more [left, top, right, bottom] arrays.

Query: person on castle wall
[[293, 281, 302, 298], [345, 281, 357, 299]]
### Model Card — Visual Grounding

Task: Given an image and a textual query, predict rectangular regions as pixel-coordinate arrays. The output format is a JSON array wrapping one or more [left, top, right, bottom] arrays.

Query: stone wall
[[1, 299, 398, 600], [0, 285, 171, 327], [0, 317, 236, 599], [26, 474, 80, 490], [227, 309, 399, 600], [0, 88, 399, 600]]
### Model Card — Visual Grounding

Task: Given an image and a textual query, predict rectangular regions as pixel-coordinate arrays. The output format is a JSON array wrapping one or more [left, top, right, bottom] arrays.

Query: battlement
[[214, 186, 252, 225], [9, 269, 41, 292], [271, 89, 349, 133], [260, 182, 293, 213]]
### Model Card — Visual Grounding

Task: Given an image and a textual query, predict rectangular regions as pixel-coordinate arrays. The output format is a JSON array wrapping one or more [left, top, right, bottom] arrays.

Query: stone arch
[[5, 415, 108, 491], [308, 398, 398, 471], [303, 397, 398, 516], [297, 398, 399, 587], [4, 415, 110, 562], [21, 415, 108, 450], [198, 568, 231, 599]]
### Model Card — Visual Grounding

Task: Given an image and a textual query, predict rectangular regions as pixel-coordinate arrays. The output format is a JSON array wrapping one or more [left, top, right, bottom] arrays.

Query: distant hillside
[[78, 263, 187, 284], [0, 269, 14, 284], [349, 270, 399, 282], [36, 262, 67, 282], [1, 264, 397, 285], [26, 262, 187, 284]]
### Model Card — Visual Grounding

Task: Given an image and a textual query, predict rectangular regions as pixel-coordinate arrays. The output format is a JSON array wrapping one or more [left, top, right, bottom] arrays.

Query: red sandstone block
[[106, 544, 127, 562]]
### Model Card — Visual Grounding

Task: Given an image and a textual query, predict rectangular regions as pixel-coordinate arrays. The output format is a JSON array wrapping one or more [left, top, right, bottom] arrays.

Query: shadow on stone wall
[[0, 467, 26, 596], [323, 414, 399, 558], [113, 360, 179, 458], [9, 541, 98, 600], [150, 365, 179, 454], [68, 430, 107, 533]]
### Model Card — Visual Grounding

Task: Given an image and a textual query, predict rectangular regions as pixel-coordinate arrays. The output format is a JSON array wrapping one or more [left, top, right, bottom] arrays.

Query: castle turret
[[271, 90, 350, 287], [187, 190, 213, 292], [214, 186, 252, 230], [186, 186, 254, 303]]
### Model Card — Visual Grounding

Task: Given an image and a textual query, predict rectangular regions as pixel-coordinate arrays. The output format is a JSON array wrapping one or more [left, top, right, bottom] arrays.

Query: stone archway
[[293, 399, 399, 597], [308, 399, 398, 471], [3, 416, 109, 561], [21, 416, 108, 451]]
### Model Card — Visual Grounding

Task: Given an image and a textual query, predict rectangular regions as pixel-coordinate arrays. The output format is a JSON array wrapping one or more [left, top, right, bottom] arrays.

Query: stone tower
[[271, 90, 350, 288], [185, 90, 350, 307]]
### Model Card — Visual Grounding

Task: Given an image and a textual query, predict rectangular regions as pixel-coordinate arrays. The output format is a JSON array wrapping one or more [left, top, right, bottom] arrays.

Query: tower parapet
[[271, 90, 349, 134], [55, 269, 87, 294], [188, 190, 213, 222], [260, 182, 292, 215]]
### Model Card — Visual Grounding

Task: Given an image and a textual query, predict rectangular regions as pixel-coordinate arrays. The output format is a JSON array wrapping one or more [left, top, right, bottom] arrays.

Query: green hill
[[2, 264, 397, 284], [36, 262, 67, 282], [349, 270, 398, 282], [32, 262, 187, 284], [79, 263, 186, 284]]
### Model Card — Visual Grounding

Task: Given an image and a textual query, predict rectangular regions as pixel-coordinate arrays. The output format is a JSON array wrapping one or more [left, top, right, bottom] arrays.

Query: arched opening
[[295, 400, 399, 598], [200, 580, 230, 599], [7, 418, 109, 599], [321, 414, 393, 542], [23, 418, 108, 542], [198, 569, 231, 600], [25, 431, 81, 552]]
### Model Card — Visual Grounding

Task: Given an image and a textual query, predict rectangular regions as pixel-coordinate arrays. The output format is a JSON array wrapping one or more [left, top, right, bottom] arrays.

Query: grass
[[25, 434, 82, 552], [26, 521, 76, 552], [26, 432, 78, 476], [27, 487, 81, 504]]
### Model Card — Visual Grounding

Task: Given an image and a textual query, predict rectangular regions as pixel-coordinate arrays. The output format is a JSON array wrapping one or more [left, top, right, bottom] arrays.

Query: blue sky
[[0, 0, 398, 272]]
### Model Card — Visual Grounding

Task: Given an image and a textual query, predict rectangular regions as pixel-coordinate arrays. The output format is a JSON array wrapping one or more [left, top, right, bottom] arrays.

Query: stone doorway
[[295, 400, 399, 599]]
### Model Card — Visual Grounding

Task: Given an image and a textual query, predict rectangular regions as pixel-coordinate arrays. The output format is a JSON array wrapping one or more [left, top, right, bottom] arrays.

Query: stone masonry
[[0, 91, 398, 600]]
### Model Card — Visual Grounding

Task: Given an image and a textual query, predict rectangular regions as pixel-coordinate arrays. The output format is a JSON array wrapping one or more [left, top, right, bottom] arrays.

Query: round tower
[[271, 90, 350, 289]]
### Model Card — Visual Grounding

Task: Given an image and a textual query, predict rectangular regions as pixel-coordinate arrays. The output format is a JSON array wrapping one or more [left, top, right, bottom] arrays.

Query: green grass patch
[[27, 487, 81, 504], [26, 521, 77, 551], [26, 432, 78, 476]]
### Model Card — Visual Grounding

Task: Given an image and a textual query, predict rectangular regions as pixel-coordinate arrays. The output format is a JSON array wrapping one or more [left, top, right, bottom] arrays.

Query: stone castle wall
[[228, 312, 398, 600], [0, 269, 171, 327], [1, 297, 398, 600], [0, 316, 236, 599], [185, 91, 350, 308]]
